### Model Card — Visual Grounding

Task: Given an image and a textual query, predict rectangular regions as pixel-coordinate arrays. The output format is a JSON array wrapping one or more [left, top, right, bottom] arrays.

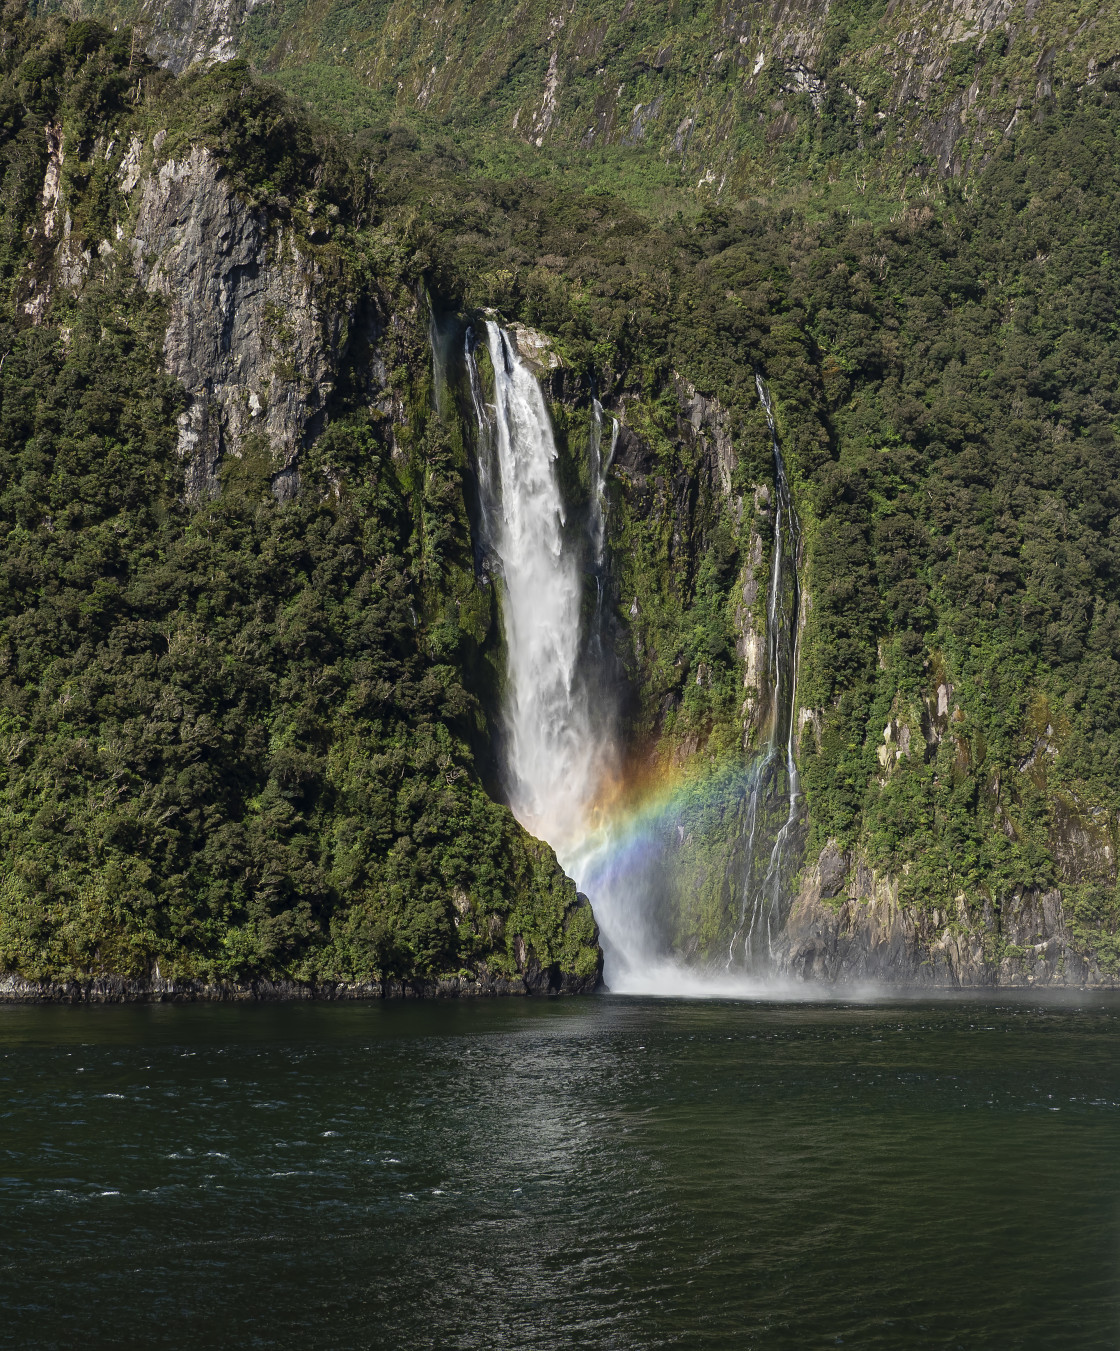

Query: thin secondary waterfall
[[729, 375, 803, 968], [588, 397, 618, 573], [467, 321, 606, 856], [589, 397, 618, 653]]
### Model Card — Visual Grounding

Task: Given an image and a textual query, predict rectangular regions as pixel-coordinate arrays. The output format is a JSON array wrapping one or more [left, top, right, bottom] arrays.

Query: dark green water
[[2, 995, 1119, 1349]]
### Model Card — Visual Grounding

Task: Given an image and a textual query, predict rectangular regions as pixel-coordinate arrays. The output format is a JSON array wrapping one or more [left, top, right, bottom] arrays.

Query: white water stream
[[472, 321, 608, 855], [727, 375, 803, 969]]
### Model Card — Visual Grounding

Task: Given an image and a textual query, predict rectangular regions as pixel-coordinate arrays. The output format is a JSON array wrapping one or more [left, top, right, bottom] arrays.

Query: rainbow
[[562, 749, 763, 896]]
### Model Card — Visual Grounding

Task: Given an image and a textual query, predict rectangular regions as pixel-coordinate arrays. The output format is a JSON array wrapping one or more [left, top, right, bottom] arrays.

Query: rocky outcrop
[[506, 321, 561, 373], [22, 116, 364, 502], [673, 374, 735, 499], [774, 841, 1119, 987], [130, 145, 344, 500], [138, 0, 266, 72], [734, 512, 766, 740], [1048, 794, 1115, 884]]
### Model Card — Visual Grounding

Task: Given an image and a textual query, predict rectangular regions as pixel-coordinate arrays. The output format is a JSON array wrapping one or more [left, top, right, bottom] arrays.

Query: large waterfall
[[467, 322, 609, 856], [464, 322, 804, 991]]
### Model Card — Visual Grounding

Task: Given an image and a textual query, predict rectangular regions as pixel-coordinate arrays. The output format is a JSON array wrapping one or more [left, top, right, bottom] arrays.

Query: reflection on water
[[2, 995, 1119, 1349]]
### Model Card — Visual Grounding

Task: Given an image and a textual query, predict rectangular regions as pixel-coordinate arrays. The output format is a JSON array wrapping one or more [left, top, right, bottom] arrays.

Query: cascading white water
[[470, 321, 607, 856], [461, 321, 805, 991]]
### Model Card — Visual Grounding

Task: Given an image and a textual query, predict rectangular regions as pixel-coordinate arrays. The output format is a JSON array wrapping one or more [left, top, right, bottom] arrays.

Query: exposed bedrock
[[775, 841, 1118, 989], [130, 145, 347, 500], [0, 964, 601, 1003], [24, 123, 372, 503]]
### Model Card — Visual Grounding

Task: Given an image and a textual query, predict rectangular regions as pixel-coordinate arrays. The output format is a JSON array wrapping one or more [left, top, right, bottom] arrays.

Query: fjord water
[[4, 997, 1119, 1349]]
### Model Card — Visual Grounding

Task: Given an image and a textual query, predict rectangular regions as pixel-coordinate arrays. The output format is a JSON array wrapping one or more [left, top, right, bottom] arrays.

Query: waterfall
[[466, 322, 607, 857], [728, 375, 803, 968], [460, 321, 804, 990], [588, 398, 618, 574], [588, 398, 618, 654]]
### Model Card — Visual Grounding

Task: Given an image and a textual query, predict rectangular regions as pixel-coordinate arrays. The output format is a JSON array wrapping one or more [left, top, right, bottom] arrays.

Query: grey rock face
[[673, 374, 735, 499], [129, 146, 342, 500], [816, 839, 849, 900], [1048, 795, 1115, 884], [506, 322, 561, 372], [24, 119, 369, 501], [138, 0, 265, 73], [774, 841, 1117, 988]]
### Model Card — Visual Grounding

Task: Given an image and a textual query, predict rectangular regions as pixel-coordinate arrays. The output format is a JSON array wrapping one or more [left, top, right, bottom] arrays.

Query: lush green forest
[[0, 13, 599, 986], [1, 0, 1119, 985]]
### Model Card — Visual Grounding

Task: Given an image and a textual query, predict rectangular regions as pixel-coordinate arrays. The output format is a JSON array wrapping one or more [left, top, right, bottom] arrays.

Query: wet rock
[[613, 423, 653, 476], [772, 865, 1119, 989], [817, 839, 849, 900], [0, 968, 603, 1002]]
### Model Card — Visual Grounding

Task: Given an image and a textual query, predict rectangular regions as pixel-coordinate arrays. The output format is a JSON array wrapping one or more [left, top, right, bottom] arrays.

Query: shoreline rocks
[[0, 966, 604, 1004]]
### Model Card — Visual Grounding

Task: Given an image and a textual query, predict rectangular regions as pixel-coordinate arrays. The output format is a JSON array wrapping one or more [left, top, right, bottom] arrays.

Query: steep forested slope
[[66, 0, 1120, 196], [0, 15, 600, 991], [2, 0, 1120, 990]]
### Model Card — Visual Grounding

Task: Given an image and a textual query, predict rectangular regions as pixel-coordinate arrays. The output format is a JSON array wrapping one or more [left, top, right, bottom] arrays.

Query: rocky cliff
[[777, 840, 1118, 988], [21, 107, 361, 503], [129, 144, 342, 500]]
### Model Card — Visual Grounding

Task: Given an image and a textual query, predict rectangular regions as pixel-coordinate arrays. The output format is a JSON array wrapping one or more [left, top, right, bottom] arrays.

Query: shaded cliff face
[[109, 0, 1120, 191], [776, 841, 1118, 988]]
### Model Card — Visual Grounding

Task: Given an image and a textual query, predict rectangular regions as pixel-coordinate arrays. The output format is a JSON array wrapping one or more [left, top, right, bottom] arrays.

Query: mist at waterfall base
[[569, 761, 833, 999], [463, 321, 813, 995]]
